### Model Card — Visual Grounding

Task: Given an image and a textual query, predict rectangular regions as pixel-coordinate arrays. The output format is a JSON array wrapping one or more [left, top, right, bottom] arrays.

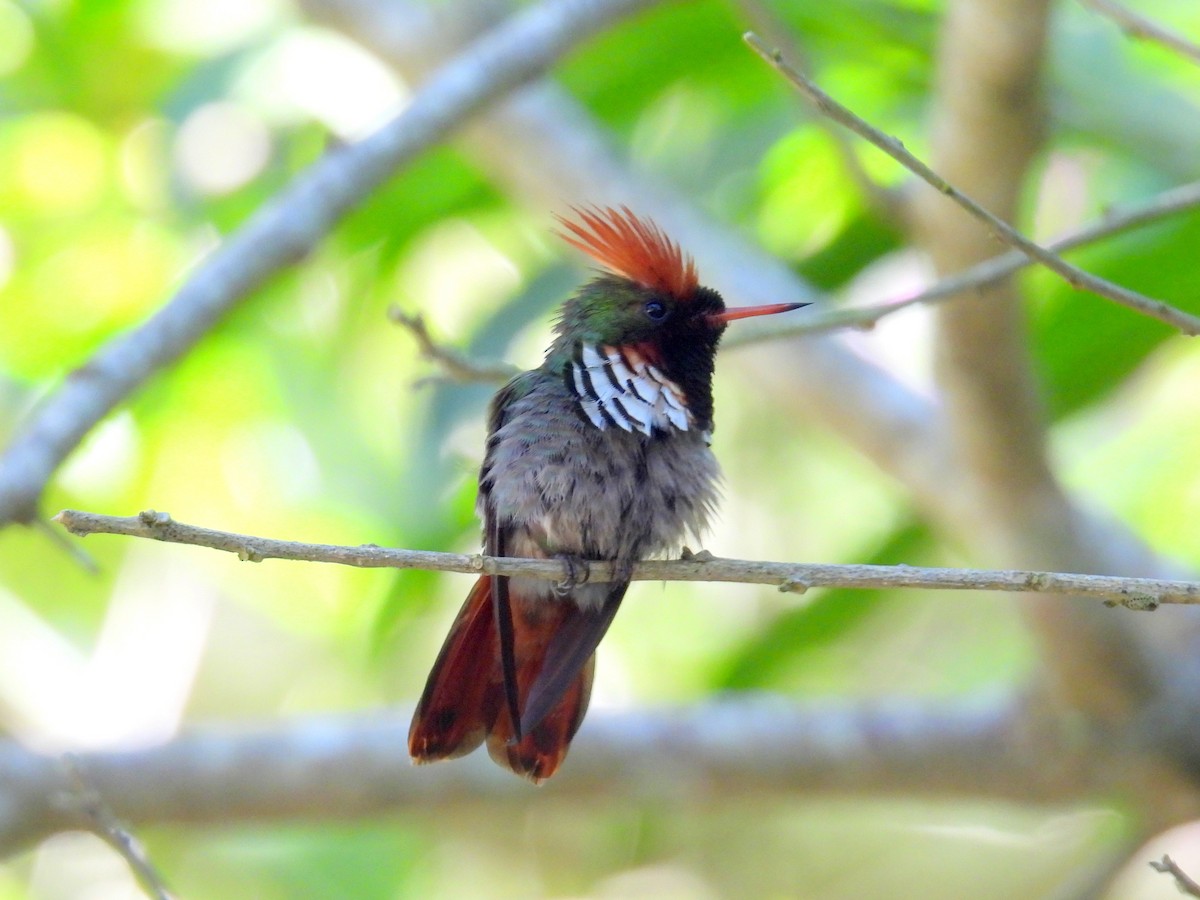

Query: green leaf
[[796, 211, 902, 290], [1031, 207, 1200, 419]]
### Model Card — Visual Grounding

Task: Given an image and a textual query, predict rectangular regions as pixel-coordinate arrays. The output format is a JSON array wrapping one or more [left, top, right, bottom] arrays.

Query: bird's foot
[[680, 546, 714, 563], [553, 554, 590, 596]]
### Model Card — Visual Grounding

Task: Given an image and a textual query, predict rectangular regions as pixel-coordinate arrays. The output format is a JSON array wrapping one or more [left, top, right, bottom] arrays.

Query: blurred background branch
[[1150, 855, 1200, 898], [61, 755, 176, 900], [0, 693, 1096, 856], [1081, 0, 1200, 65]]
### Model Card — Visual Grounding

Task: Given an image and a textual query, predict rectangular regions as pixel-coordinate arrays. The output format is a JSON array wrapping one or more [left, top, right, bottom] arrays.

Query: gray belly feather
[[483, 376, 720, 605]]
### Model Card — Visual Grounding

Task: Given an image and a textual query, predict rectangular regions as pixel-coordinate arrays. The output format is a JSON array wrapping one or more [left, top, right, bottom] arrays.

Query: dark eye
[[644, 300, 668, 321]]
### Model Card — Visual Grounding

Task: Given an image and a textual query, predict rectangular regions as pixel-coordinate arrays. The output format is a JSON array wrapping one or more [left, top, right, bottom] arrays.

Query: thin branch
[[0, 693, 1095, 858], [0, 0, 658, 528], [61, 756, 175, 900], [379, 179, 1200, 359], [1081, 0, 1200, 66], [53, 509, 1200, 608], [728, 178, 1200, 342], [730, 0, 908, 225], [388, 306, 520, 384], [1150, 855, 1200, 898], [744, 31, 1200, 336]]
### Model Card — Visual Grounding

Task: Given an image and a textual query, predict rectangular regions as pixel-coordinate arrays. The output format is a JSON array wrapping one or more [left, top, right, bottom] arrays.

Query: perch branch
[[53, 509, 1200, 609], [0, 0, 657, 527], [1081, 0, 1200, 66], [744, 31, 1200, 336]]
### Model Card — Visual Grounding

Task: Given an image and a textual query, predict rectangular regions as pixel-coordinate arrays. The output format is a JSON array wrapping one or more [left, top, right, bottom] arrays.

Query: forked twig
[[1082, 0, 1200, 66], [1150, 854, 1200, 898], [744, 31, 1200, 336]]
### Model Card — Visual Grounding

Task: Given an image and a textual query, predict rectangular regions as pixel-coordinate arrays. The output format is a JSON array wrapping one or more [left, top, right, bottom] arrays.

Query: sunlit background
[[3, 0, 1200, 896]]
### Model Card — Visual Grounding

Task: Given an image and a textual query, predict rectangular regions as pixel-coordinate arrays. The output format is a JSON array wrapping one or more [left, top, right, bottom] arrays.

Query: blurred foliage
[[712, 520, 930, 692], [1, 0, 1200, 897]]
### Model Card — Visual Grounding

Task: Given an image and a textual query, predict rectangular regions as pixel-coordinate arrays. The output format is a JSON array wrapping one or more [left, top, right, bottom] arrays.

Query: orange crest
[[556, 206, 699, 300]]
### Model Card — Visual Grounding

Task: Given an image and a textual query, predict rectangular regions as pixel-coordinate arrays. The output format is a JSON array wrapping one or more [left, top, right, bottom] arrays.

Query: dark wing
[[479, 373, 536, 742], [407, 574, 498, 761], [519, 579, 628, 737], [486, 605, 598, 783]]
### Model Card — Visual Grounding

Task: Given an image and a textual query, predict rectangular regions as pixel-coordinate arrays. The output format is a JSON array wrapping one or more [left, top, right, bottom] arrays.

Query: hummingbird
[[408, 207, 804, 782]]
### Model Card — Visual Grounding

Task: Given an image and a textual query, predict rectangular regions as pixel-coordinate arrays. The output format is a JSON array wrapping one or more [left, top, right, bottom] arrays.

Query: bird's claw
[[554, 555, 590, 596]]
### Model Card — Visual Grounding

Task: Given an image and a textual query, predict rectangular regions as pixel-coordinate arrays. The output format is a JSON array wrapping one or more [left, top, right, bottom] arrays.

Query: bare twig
[[0, 0, 658, 528], [1150, 855, 1200, 898], [728, 178, 1200, 342], [1082, 0, 1200, 66], [62, 756, 175, 900], [389, 306, 520, 383], [52, 508, 1200, 608], [744, 31, 1200, 335], [730, 0, 908, 224]]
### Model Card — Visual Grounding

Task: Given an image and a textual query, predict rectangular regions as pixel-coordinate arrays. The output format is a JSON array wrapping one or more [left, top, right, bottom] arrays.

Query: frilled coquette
[[408, 207, 804, 781]]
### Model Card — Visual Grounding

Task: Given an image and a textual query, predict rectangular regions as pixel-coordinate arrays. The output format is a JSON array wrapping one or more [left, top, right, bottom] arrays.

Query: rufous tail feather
[[408, 576, 497, 762], [408, 575, 599, 783]]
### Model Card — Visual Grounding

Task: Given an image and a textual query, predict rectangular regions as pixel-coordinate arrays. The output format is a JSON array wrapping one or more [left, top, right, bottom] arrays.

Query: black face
[[656, 285, 727, 434], [634, 285, 726, 338], [681, 285, 726, 328]]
